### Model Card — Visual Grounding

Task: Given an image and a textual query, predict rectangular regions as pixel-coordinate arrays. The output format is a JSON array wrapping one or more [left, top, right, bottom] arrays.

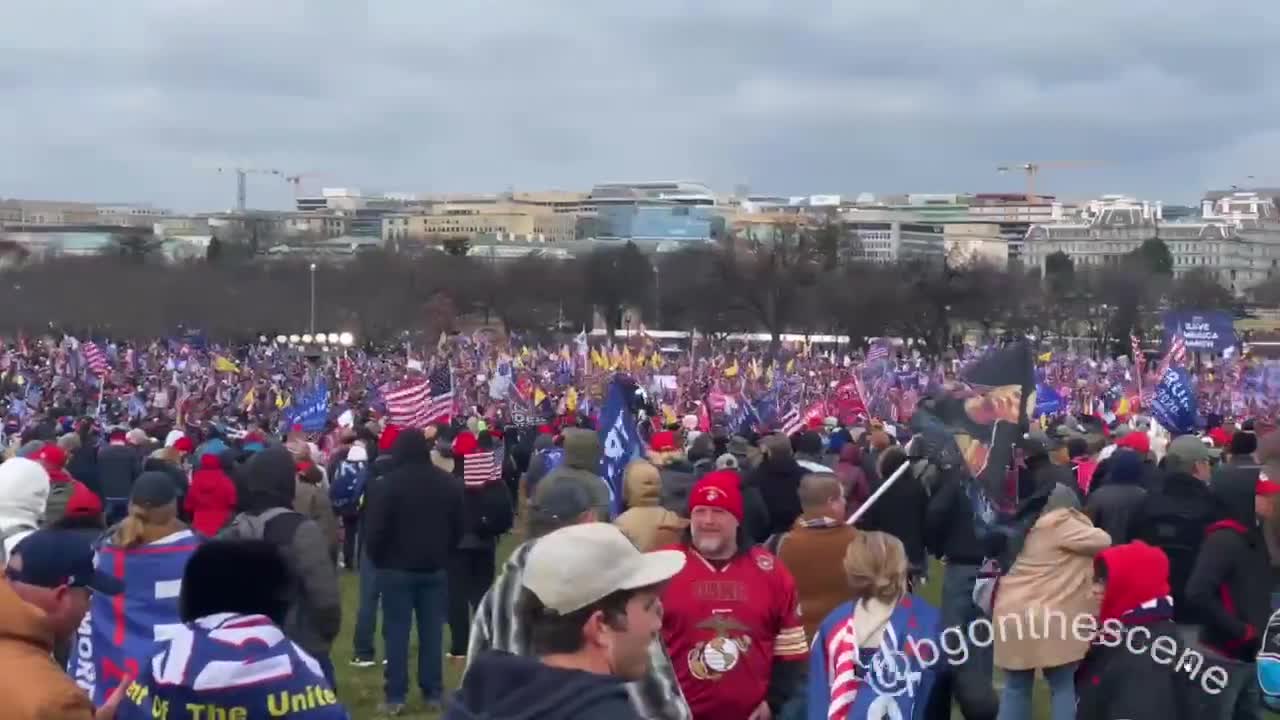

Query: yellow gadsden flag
[[213, 355, 239, 373]]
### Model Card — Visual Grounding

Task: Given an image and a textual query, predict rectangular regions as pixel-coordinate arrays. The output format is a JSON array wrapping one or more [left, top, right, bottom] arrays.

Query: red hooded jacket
[[185, 454, 238, 537]]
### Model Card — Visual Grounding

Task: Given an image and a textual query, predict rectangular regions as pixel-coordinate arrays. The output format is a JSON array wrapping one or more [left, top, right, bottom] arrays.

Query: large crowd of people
[[1, 331, 1280, 719]]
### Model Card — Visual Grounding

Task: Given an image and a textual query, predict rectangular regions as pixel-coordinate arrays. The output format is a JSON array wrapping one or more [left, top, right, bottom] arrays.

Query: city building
[[381, 203, 577, 246], [967, 193, 1068, 266], [1023, 193, 1280, 294], [588, 180, 716, 207], [838, 207, 948, 263], [944, 223, 1009, 268], [594, 203, 721, 244]]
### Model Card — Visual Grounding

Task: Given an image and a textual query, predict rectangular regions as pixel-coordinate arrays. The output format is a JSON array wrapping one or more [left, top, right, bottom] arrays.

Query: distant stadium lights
[[288, 334, 301, 344], [276, 331, 355, 348], [275, 335, 288, 344], [339, 332, 355, 347]]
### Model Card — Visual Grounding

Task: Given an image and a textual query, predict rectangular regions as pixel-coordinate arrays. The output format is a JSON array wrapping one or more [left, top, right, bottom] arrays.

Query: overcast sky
[[3, 1, 1278, 211]]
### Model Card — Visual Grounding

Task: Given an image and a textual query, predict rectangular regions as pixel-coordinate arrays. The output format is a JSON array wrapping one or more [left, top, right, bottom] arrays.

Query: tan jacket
[[614, 459, 687, 551], [294, 480, 339, 552], [777, 518, 858, 640], [992, 507, 1110, 671], [0, 579, 96, 719]]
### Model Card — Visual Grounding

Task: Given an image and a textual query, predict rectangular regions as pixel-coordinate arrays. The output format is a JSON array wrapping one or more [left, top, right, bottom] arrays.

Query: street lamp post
[[309, 263, 317, 336]]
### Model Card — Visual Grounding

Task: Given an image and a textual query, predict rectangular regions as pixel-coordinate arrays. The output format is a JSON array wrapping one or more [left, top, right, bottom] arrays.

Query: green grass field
[[332, 542, 1059, 719]]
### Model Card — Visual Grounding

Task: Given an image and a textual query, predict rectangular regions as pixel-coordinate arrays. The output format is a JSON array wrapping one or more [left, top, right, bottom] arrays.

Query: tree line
[[0, 231, 1260, 355]]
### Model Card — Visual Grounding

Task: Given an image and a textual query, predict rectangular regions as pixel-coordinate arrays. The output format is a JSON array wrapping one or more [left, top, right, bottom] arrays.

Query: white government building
[[1023, 191, 1280, 294]]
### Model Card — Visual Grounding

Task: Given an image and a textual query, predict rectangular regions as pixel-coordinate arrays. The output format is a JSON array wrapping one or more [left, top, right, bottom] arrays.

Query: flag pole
[[846, 461, 911, 526]]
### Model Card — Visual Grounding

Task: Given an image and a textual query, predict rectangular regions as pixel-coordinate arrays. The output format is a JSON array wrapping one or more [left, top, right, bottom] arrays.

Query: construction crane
[[996, 161, 1098, 201], [217, 167, 282, 212], [284, 172, 325, 198]]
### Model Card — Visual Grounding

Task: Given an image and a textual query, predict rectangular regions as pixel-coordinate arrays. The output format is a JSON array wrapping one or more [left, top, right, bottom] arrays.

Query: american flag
[[83, 342, 110, 376], [1168, 332, 1187, 367], [865, 339, 891, 365], [382, 365, 452, 428], [778, 404, 804, 437], [463, 449, 501, 489]]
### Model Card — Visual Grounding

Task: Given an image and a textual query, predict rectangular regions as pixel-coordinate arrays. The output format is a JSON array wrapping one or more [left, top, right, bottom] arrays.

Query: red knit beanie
[[689, 470, 743, 523]]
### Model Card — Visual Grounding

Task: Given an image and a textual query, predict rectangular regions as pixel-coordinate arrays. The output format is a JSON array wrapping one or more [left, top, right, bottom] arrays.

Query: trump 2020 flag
[[1151, 366, 1199, 434], [285, 381, 330, 433], [72, 530, 203, 706], [598, 375, 642, 517], [115, 613, 348, 720]]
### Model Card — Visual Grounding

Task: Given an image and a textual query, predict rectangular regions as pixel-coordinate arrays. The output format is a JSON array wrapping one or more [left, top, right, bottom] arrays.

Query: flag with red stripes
[[83, 342, 110, 376], [462, 450, 501, 489], [382, 365, 452, 428]]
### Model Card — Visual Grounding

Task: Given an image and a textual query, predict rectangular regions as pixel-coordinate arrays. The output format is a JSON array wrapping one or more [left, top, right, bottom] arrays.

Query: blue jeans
[[998, 663, 1076, 720], [941, 562, 997, 718], [353, 550, 380, 660], [378, 568, 447, 704]]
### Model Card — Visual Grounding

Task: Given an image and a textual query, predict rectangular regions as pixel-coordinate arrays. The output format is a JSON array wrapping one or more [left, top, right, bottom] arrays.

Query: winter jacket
[[1131, 471, 1214, 624], [993, 507, 1110, 671], [833, 444, 871, 512], [1076, 542, 1190, 720], [0, 458, 49, 561], [615, 460, 687, 552], [752, 451, 807, 536], [775, 516, 859, 640], [65, 441, 99, 498], [1085, 449, 1148, 545], [855, 457, 929, 572], [538, 429, 610, 518], [450, 651, 643, 720], [294, 480, 339, 555], [0, 576, 97, 719], [924, 467, 985, 565], [363, 431, 464, 574], [97, 442, 141, 499], [185, 454, 238, 537], [465, 541, 691, 720], [38, 453, 88, 529], [1186, 472, 1272, 661], [737, 467, 772, 545], [654, 454, 697, 516], [218, 446, 341, 658]]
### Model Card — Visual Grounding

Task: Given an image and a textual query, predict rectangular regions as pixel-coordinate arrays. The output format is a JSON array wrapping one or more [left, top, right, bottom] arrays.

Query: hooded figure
[[219, 446, 341, 669], [1185, 472, 1275, 662], [536, 428, 609, 519], [185, 454, 238, 537], [1084, 449, 1147, 545], [614, 459, 688, 551], [1076, 542, 1189, 720], [0, 458, 49, 561], [751, 434, 807, 536]]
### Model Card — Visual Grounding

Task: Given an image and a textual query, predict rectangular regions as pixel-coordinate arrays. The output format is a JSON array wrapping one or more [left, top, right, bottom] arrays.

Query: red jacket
[[185, 455, 238, 537]]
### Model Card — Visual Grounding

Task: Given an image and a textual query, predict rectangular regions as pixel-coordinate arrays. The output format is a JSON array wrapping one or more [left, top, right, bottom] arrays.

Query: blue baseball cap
[[7, 530, 124, 595]]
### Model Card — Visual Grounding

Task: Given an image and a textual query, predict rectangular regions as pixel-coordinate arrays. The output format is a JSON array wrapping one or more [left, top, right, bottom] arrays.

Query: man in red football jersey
[[660, 469, 807, 720]]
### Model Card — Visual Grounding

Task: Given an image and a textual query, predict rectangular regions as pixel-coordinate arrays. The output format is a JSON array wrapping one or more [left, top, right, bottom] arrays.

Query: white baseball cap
[[523, 524, 686, 614]]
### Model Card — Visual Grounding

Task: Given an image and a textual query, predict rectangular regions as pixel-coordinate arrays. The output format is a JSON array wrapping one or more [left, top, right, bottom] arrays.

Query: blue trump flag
[[598, 375, 642, 517], [1151, 366, 1199, 434], [72, 530, 203, 706], [285, 381, 330, 433], [1162, 310, 1236, 354], [1034, 382, 1064, 418]]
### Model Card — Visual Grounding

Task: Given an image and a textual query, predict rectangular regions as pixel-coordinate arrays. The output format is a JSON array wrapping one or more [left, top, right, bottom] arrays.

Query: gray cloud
[[2, 0, 1279, 210]]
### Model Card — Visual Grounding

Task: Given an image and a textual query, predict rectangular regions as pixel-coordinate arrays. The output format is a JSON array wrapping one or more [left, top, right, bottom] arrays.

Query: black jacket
[[67, 442, 100, 497], [738, 471, 772, 545], [1131, 471, 1214, 624], [448, 651, 642, 720], [1186, 473, 1272, 661], [753, 454, 807, 537], [97, 443, 142, 499], [657, 459, 698, 515], [1075, 617, 1188, 720], [364, 430, 464, 573], [924, 468, 984, 565], [856, 456, 928, 571]]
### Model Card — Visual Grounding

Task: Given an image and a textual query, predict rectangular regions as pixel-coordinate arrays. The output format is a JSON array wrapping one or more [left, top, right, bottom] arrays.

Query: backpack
[[329, 461, 369, 513], [221, 507, 307, 549], [43, 481, 76, 527], [1260, 608, 1280, 711], [465, 482, 514, 541]]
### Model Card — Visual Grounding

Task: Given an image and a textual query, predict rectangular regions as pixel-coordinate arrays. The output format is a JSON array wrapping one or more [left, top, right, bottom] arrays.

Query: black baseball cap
[[131, 471, 178, 508], [7, 530, 124, 595]]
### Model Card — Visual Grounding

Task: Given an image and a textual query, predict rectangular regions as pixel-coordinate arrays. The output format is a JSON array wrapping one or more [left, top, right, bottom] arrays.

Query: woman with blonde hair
[[805, 531, 945, 720], [79, 472, 203, 707]]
